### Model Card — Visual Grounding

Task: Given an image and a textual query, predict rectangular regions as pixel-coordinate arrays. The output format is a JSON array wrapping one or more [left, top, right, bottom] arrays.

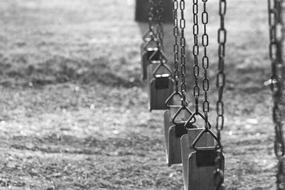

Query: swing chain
[[147, 0, 155, 35], [215, 0, 227, 189], [268, 0, 285, 189], [180, 0, 187, 105], [216, 0, 227, 133], [201, 0, 210, 127], [155, 0, 164, 50], [192, 0, 200, 112], [269, 0, 285, 158], [173, 0, 180, 92]]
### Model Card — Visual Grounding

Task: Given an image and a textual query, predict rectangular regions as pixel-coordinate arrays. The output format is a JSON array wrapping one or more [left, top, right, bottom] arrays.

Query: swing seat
[[167, 105, 193, 166], [149, 74, 174, 111], [141, 47, 160, 62], [163, 105, 181, 159], [155, 74, 170, 89], [164, 110, 171, 157], [141, 47, 160, 80], [167, 123, 187, 166], [180, 129, 214, 190], [141, 50, 150, 80], [188, 148, 224, 190]]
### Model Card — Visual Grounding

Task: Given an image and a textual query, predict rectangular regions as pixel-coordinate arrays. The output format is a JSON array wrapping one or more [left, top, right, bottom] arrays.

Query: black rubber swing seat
[[149, 74, 174, 111], [180, 128, 214, 190]]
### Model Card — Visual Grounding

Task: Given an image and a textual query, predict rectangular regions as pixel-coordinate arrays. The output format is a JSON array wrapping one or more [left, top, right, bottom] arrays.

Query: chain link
[[201, 0, 210, 127], [268, 0, 285, 189], [180, 0, 187, 105], [148, 0, 155, 36], [215, 0, 227, 189], [173, 0, 180, 92], [141, 0, 157, 46], [193, 0, 200, 112]]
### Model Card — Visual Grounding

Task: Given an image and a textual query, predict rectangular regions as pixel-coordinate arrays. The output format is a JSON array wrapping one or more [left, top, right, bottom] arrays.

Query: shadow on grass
[[0, 55, 143, 88]]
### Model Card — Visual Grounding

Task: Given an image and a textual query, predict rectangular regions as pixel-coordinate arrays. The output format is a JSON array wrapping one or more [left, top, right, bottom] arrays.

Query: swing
[[163, 0, 183, 161], [184, 96, 225, 187], [163, 93, 182, 158], [140, 29, 164, 81], [140, 0, 163, 81], [140, 30, 159, 62], [180, 0, 226, 189], [149, 60, 174, 111], [165, 0, 211, 169], [144, 0, 175, 111], [166, 0, 196, 165], [183, 0, 284, 188], [167, 105, 192, 166], [146, 8, 169, 84], [181, 113, 216, 190], [141, 39, 161, 81], [180, 128, 214, 190], [187, 129, 224, 190], [147, 47, 167, 76], [139, 0, 284, 188]]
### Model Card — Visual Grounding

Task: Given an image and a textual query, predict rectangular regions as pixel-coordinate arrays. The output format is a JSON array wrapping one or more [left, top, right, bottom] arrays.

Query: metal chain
[[148, 0, 155, 37], [155, 0, 165, 50], [143, 0, 160, 45], [141, 0, 155, 45], [269, 0, 285, 158], [215, 0, 227, 189], [193, 0, 200, 113], [173, 0, 180, 92], [201, 0, 210, 127], [268, 0, 285, 189], [180, 0, 187, 105]]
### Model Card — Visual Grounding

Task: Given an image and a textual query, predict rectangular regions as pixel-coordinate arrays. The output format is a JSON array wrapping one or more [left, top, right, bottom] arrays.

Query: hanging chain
[[148, 0, 155, 37], [144, 0, 160, 45], [173, 0, 180, 92], [193, 0, 200, 113], [180, 0, 187, 105], [201, 0, 210, 127], [155, 0, 165, 51], [268, 0, 285, 189], [269, 0, 285, 158], [215, 0, 227, 189]]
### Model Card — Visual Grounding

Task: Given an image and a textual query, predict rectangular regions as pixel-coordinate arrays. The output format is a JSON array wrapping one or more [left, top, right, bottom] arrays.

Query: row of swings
[[139, 0, 226, 189], [139, 0, 285, 189]]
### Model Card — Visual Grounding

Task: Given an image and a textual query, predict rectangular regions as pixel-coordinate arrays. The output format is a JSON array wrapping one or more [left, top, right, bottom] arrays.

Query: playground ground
[[0, 0, 280, 189]]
